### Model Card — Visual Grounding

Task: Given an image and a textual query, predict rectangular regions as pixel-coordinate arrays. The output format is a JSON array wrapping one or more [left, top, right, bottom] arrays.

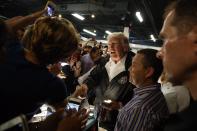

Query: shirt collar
[[109, 54, 127, 65], [134, 83, 161, 95]]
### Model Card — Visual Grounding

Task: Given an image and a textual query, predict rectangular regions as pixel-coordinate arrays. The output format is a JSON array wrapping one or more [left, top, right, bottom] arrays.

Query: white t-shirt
[[161, 82, 190, 114]]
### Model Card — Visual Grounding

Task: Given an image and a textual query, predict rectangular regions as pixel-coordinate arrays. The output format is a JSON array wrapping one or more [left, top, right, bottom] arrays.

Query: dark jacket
[[83, 51, 135, 130], [164, 98, 197, 131]]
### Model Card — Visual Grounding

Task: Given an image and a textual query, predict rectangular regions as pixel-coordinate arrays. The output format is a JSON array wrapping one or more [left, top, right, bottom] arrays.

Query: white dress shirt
[[105, 55, 126, 81]]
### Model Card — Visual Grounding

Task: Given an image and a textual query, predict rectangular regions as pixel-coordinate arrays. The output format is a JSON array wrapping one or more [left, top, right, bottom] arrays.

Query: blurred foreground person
[[0, 10, 88, 131], [160, 71, 190, 114], [157, 0, 197, 130]]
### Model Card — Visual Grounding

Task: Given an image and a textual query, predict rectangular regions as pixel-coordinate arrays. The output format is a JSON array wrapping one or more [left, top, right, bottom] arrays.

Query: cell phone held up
[[45, 1, 57, 17]]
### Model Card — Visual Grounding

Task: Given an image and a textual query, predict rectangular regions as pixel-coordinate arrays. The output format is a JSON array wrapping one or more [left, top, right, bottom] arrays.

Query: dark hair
[[137, 49, 163, 82], [90, 47, 100, 54], [164, 0, 197, 34], [22, 17, 79, 65]]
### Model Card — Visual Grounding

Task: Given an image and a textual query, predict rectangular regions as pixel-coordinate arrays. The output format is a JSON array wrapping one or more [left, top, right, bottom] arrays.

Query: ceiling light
[[71, 13, 85, 21], [150, 34, 156, 42], [94, 30, 96, 33], [136, 11, 143, 23], [91, 14, 95, 18], [83, 29, 96, 36], [105, 30, 112, 35], [130, 44, 161, 50]]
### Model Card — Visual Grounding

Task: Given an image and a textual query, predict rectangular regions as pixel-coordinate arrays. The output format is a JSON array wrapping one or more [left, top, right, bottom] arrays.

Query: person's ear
[[145, 67, 154, 79]]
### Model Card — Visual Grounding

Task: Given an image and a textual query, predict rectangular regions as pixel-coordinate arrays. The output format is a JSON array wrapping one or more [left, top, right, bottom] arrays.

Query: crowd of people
[[0, 0, 196, 131]]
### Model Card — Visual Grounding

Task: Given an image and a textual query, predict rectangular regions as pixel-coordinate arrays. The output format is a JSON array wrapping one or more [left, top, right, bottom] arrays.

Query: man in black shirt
[[157, 0, 197, 130]]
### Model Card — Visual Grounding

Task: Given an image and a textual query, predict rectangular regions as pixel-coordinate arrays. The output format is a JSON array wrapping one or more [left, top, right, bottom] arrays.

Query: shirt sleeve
[[83, 64, 104, 90]]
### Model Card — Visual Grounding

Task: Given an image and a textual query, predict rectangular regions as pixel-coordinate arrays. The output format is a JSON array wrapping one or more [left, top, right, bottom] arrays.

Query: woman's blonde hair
[[22, 17, 79, 65]]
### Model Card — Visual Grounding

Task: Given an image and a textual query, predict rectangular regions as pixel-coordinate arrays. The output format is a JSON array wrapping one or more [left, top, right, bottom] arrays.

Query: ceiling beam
[[58, 2, 128, 15]]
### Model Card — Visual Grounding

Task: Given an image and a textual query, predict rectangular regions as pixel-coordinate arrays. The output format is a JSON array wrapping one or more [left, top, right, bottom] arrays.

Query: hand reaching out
[[5, 9, 46, 31], [57, 108, 89, 131]]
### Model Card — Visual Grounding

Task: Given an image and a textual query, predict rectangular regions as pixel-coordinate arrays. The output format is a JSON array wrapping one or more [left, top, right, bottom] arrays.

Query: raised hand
[[5, 9, 46, 31], [72, 84, 88, 98]]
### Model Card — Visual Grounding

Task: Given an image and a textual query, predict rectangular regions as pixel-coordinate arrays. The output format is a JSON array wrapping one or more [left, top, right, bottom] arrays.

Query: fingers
[[5, 9, 46, 31], [81, 117, 88, 129], [77, 109, 89, 130], [29, 9, 47, 19]]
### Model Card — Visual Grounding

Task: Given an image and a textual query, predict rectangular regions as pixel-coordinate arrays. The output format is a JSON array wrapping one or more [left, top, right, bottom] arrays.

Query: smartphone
[[67, 102, 80, 111], [45, 1, 57, 16]]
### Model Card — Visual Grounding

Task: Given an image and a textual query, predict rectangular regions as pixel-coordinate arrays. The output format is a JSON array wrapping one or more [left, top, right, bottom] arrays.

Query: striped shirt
[[114, 84, 169, 131]]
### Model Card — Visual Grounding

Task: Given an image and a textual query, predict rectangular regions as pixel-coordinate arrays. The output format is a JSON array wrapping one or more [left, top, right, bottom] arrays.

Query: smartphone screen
[[67, 102, 80, 111], [47, 5, 54, 16]]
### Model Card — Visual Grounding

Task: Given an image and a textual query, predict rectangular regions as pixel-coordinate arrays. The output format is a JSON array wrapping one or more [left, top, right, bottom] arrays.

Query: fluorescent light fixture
[[136, 11, 143, 23], [150, 34, 156, 42], [71, 13, 85, 20], [130, 44, 161, 50], [83, 29, 96, 36], [105, 30, 112, 35]]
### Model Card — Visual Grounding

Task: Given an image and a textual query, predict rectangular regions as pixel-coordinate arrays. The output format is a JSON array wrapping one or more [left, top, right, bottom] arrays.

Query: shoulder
[[127, 82, 136, 89]]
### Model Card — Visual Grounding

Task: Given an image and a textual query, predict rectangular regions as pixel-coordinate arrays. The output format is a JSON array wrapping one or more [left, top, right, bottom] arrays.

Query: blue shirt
[[114, 84, 169, 131]]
